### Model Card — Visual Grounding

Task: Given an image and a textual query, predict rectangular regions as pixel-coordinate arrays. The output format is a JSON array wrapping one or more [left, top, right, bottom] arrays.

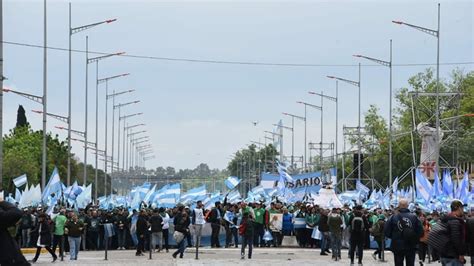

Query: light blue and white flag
[[432, 170, 442, 199], [456, 172, 469, 203], [392, 177, 399, 195], [15, 188, 22, 203], [277, 162, 294, 183], [442, 170, 454, 198], [143, 184, 156, 204], [227, 189, 241, 204], [356, 179, 370, 196], [251, 185, 265, 196], [13, 174, 27, 188], [415, 169, 433, 203], [42, 167, 62, 202], [180, 185, 207, 203], [225, 176, 241, 190]]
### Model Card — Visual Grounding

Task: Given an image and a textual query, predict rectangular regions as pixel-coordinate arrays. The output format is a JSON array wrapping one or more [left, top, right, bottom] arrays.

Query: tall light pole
[[127, 129, 146, 171], [296, 101, 322, 171], [282, 112, 305, 170], [0, 0, 4, 189], [68, 2, 115, 186], [393, 3, 441, 172], [328, 64, 362, 180], [109, 91, 135, 190], [41, 0, 47, 190], [309, 90, 338, 178], [119, 112, 143, 171], [114, 100, 139, 172], [353, 39, 393, 186], [87, 51, 124, 194], [97, 73, 129, 196]]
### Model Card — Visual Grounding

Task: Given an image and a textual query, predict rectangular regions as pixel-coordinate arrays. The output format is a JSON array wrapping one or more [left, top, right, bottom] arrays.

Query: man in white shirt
[[192, 201, 206, 249]]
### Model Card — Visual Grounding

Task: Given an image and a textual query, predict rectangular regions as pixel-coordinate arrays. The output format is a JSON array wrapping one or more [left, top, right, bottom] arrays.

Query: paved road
[[24, 247, 401, 265]]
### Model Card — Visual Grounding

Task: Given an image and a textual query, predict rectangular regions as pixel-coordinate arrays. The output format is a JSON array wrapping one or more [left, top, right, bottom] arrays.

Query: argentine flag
[[42, 167, 62, 202], [225, 176, 241, 190], [415, 169, 433, 203], [13, 174, 27, 188]]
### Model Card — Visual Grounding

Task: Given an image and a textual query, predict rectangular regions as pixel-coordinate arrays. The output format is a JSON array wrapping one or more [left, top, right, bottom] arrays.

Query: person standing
[[192, 201, 206, 249], [30, 213, 57, 263], [150, 208, 163, 252], [319, 209, 330, 255], [253, 202, 266, 247], [348, 208, 367, 266], [20, 209, 33, 248], [418, 213, 430, 266], [135, 209, 148, 256], [240, 212, 254, 260], [328, 208, 343, 261], [159, 208, 170, 252], [115, 209, 128, 250], [438, 200, 466, 266], [86, 211, 100, 250], [0, 198, 30, 266], [384, 199, 423, 266], [65, 213, 84, 260], [51, 209, 67, 259], [466, 207, 474, 266], [209, 202, 223, 248], [172, 208, 190, 259]]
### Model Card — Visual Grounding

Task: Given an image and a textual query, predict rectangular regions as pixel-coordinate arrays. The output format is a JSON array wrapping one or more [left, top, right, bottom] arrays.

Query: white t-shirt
[[193, 208, 206, 225], [161, 213, 170, 229]]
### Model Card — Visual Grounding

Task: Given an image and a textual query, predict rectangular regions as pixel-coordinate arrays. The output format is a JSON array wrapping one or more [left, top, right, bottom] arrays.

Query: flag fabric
[[431, 170, 442, 199], [442, 170, 454, 198], [456, 172, 469, 203], [225, 176, 241, 190], [392, 177, 399, 195], [15, 188, 22, 203], [180, 185, 207, 203], [143, 184, 157, 204], [76, 184, 92, 209], [227, 189, 241, 204], [251, 185, 265, 196], [277, 162, 294, 183], [13, 174, 27, 188], [415, 169, 433, 203], [356, 180, 370, 196], [42, 167, 61, 202]]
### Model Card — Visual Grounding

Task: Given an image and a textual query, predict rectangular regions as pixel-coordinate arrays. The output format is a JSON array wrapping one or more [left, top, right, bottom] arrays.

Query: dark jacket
[[136, 215, 149, 236], [0, 201, 30, 266], [319, 213, 329, 232], [384, 208, 423, 252], [174, 214, 190, 235], [439, 214, 466, 258], [149, 214, 163, 233], [241, 217, 255, 238], [31, 219, 53, 247], [466, 217, 474, 256], [65, 220, 84, 238], [208, 207, 222, 224]]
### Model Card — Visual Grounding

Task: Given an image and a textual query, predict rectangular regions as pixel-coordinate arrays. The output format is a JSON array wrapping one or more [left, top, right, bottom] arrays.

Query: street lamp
[[393, 3, 441, 173], [98, 73, 129, 196], [126, 129, 146, 171], [282, 112, 305, 170], [68, 2, 115, 189], [296, 101, 322, 171], [112, 98, 138, 174], [309, 90, 338, 178], [119, 112, 143, 171], [353, 39, 393, 186], [124, 124, 146, 170], [327, 64, 362, 180]]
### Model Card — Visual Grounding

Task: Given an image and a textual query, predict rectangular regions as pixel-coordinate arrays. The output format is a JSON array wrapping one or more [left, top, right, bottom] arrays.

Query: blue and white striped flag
[[415, 169, 433, 203], [227, 189, 241, 204], [225, 176, 241, 190], [13, 174, 27, 188], [251, 185, 265, 196], [442, 170, 454, 198], [42, 167, 62, 202], [180, 185, 207, 203], [456, 172, 469, 203], [356, 179, 370, 196], [431, 170, 442, 198]]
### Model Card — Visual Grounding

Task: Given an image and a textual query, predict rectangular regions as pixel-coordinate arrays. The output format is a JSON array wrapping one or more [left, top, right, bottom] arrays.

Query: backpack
[[398, 216, 417, 245], [427, 221, 450, 252], [351, 217, 364, 233]]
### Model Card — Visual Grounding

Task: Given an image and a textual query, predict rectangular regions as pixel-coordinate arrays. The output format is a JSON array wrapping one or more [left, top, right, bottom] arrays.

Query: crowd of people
[[0, 195, 473, 266]]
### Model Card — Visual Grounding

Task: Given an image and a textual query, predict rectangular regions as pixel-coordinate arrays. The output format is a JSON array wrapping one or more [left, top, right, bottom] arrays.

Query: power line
[[4, 40, 474, 68]]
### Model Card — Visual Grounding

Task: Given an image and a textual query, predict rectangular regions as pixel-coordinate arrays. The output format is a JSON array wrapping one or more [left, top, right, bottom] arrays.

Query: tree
[[15, 105, 28, 128]]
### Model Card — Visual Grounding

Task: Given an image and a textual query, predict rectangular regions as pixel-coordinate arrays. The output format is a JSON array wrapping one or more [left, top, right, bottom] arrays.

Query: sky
[[3, 0, 473, 172]]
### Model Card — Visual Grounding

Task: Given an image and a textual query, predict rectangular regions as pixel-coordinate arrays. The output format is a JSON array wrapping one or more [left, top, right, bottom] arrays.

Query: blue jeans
[[320, 232, 329, 253], [330, 232, 342, 259], [68, 236, 81, 260], [174, 239, 186, 257], [440, 258, 463, 266]]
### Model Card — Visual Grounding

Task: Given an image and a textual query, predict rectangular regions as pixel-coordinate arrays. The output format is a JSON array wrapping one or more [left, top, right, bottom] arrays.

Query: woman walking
[[240, 212, 255, 260], [65, 213, 84, 261], [30, 213, 57, 263]]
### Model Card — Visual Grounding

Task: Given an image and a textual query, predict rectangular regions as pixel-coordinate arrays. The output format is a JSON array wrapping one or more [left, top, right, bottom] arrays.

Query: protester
[[135, 209, 148, 256], [319, 209, 330, 255], [159, 207, 170, 252], [240, 212, 254, 260], [348, 207, 366, 266], [51, 209, 67, 259], [370, 214, 385, 262], [208, 201, 223, 248], [65, 213, 84, 260], [0, 198, 30, 266], [438, 200, 466, 266], [418, 213, 430, 266], [115, 209, 128, 250], [19, 209, 33, 248], [192, 200, 206, 249], [85, 210, 100, 250], [328, 208, 343, 261], [150, 208, 163, 252], [253, 202, 266, 247], [172, 207, 190, 259], [466, 207, 474, 266], [385, 199, 423, 266], [30, 213, 58, 263]]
